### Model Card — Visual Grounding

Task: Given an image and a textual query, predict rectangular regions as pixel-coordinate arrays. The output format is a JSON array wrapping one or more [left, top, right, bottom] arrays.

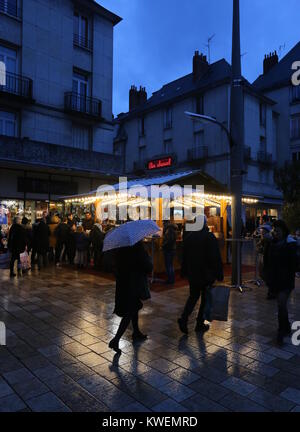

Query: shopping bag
[[19, 251, 31, 270], [210, 285, 230, 322], [0, 252, 10, 269]]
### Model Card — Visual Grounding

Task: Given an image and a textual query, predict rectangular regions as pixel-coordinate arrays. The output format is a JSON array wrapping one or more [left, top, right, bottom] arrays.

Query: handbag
[[209, 285, 231, 322], [19, 251, 31, 270]]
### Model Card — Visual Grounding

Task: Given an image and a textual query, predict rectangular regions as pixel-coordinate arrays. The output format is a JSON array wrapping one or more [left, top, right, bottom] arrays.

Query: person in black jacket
[[264, 220, 298, 345], [109, 241, 153, 354], [54, 217, 71, 266], [8, 216, 27, 277], [82, 212, 94, 232], [178, 217, 224, 334], [90, 221, 104, 270], [34, 218, 50, 270], [162, 221, 177, 285]]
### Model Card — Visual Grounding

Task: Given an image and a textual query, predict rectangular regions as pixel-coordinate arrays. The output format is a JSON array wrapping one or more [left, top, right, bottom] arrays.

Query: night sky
[[98, 0, 299, 116]]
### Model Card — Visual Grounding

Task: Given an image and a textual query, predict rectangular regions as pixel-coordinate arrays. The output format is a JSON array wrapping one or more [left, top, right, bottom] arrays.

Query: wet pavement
[[0, 266, 299, 412]]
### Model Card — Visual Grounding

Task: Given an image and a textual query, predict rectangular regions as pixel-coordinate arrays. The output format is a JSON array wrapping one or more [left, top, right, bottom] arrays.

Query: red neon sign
[[147, 156, 173, 170]]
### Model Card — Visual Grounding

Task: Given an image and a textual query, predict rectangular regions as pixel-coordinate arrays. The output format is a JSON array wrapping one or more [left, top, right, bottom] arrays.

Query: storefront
[[63, 169, 262, 271]]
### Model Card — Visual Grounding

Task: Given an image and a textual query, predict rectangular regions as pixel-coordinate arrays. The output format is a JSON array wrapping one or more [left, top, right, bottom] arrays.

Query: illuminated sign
[[147, 156, 173, 170]]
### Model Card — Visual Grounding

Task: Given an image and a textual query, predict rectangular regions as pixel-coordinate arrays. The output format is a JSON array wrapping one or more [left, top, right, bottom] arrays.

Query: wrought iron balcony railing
[[64, 92, 102, 119], [0, 72, 33, 100], [187, 145, 208, 162], [0, 0, 22, 19], [73, 33, 93, 51], [257, 150, 273, 165]]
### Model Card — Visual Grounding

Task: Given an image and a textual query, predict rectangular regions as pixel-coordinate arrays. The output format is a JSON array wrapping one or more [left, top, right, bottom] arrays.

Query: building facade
[[254, 43, 300, 165], [114, 52, 282, 227], [0, 0, 122, 223]]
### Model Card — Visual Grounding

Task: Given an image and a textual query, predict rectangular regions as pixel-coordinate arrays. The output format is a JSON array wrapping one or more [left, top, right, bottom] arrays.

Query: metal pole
[[230, 0, 244, 286]]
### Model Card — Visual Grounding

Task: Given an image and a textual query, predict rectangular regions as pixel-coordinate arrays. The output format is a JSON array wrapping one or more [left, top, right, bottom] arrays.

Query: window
[[0, 45, 17, 74], [194, 130, 204, 148], [0, 111, 16, 137], [290, 85, 300, 103], [259, 103, 266, 127], [292, 152, 300, 162], [290, 116, 300, 140], [72, 71, 88, 111], [0, 0, 20, 18], [73, 12, 91, 50], [195, 95, 204, 115], [163, 139, 173, 153], [138, 117, 145, 136], [164, 106, 173, 129], [114, 142, 123, 156], [72, 125, 90, 150]]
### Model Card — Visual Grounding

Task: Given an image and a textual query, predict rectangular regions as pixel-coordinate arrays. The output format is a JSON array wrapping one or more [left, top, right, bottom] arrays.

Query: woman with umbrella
[[103, 220, 159, 354]]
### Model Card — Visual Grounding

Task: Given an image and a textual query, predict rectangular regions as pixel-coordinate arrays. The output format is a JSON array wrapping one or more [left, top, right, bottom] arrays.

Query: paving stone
[[182, 393, 229, 412], [167, 367, 199, 385], [219, 392, 269, 412], [249, 388, 296, 412], [280, 388, 300, 405], [27, 392, 71, 412], [152, 399, 188, 412], [0, 378, 14, 398], [3, 368, 35, 385], [117, 402, 151, 412], [221, 376, 257, 396], [189, 378, 231, 402], [77, 352, 107, 368], [159, 380, 195, 402], [12, 377, 49, 400], [0, 393, 27, 412]]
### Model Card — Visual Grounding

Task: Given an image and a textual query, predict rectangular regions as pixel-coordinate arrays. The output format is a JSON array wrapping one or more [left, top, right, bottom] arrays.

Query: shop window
[[0, 111, 17, 137], [72, 125, 91, 150]]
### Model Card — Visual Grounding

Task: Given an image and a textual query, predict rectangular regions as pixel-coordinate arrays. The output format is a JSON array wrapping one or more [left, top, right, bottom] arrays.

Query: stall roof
[[62, 169, 229, 200]]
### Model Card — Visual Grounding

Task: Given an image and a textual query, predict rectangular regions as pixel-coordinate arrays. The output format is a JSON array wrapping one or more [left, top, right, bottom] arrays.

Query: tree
[[274, 161, 300, 232]]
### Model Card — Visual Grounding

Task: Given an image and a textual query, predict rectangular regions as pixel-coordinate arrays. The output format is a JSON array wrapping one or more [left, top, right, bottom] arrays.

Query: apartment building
[[114, 51, 282, 225], [0, 0, 122, 222]]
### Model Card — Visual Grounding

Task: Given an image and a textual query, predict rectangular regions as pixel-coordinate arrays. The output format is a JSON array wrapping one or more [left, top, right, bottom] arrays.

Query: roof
[[253, 42, 300, 92], [75, 0, 122, 25], [117, 59, 275, 121], [62, 168, 229, 200]]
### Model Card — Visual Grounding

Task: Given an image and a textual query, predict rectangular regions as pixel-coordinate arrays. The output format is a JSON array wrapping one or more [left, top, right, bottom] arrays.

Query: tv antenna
[[205, 34, 215, 64], [278, 43, 286, 58]]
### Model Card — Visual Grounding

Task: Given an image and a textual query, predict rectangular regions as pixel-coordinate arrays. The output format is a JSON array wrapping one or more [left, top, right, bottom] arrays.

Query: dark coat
[[181, 226, 224, 288], [75, 232, 90, 252], [82, 218, 94, 231], [114, 242, 153, 318], [34, 220, 50, 254], [162, 224, 177, 252], [55, 223, 71, 244], [264, 237, 297, 293], [8, 224, 27, 254], [90, 224, 105, 252]]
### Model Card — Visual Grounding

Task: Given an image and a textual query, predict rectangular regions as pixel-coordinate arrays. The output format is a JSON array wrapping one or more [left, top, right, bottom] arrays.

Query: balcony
[[0, 136, 123, 175], [73, 33, 93, 51], [0, 72, 33, 103], [187, 146, 208, 162], [64, 92, 102, 120], [257, 150, 273, 165], [0, 0, 21, 19]]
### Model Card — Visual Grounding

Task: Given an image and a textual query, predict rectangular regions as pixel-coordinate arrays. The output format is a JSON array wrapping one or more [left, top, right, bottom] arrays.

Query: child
[[74, 225, 90, 269]]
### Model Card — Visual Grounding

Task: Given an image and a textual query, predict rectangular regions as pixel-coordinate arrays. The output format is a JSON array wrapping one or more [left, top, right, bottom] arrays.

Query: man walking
[[8, 217, 27, 277], [178, 217, 224, 334]]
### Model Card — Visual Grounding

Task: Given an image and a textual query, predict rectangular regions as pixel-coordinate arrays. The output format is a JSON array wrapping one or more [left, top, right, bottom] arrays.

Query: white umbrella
[[103, 220, 160, 252]]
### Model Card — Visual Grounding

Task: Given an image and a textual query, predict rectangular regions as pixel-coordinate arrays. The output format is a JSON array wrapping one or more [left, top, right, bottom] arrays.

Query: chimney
[[129, 85, 147, 111], [263, 51, 278, 75], [193, 51, 209, 81]]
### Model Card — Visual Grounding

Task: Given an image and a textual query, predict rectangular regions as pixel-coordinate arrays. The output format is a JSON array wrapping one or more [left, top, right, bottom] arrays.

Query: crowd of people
[[0, 212, 299, 350], [0, 211, 105, 277]]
